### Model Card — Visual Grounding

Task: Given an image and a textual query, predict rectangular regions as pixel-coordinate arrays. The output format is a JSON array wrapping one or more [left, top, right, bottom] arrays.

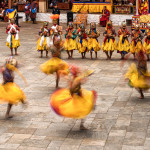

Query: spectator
[[4, 0, 8, 8], [0, 1, 5, 9], [12, 1, 21, 27], [52, 4, 60, 25], [50, 0, 57, 7], [100, 6, 110, 27], [30, 0, 37, 24], [0, 7, 5, 21], [24, 0, 30, 21]]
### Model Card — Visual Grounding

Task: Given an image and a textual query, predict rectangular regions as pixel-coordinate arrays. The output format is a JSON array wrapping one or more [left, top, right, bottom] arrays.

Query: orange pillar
[[8, 0, 11, 9]]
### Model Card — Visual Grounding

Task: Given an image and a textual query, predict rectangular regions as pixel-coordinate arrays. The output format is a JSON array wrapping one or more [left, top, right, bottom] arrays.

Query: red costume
[[100, 9, 110, 27]]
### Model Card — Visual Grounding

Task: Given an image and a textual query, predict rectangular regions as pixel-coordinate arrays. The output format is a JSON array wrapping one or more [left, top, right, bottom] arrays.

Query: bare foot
[[15, 53, 18, 55], [5, 114, 13, 119], [139, 96, 144, 99], [80, 125, 88, 130]]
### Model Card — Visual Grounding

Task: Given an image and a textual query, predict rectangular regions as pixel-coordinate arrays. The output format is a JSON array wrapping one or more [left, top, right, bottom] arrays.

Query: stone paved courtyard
[[0, 22, 150, 150]]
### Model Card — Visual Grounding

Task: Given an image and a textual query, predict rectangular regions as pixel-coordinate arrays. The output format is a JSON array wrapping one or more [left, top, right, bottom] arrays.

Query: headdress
[[5, 57, 27, 86], [68, 22, 74, 28], [90, 22, 96, 33], [50, 14, 59, 20], [105, 20, 112, 30], [121, 21, 126, 27]]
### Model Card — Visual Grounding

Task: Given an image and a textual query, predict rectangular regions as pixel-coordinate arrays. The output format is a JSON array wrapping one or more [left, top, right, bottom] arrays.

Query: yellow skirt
[[125, 63, 150, 89], [0, 82, 26, 105], [117, 35, 130, 52], [143, 42, 150, 54], [87, 38, 100, 52], [37, 37, 50, 51], [102, 39, 117, 51], [50, 88, 96, 119], [130, 41, 142, 53], [77, 39, 88, 53], [64, 39, 77, 51], [6, 35, 20, 49], [40, 57, 69, 75]]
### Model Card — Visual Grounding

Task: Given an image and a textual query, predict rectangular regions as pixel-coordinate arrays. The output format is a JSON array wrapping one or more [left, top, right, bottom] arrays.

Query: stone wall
[[18, 12, 133, 26]]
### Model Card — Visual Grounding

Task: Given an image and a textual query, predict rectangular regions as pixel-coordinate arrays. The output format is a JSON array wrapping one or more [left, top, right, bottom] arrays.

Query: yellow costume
[[50, 68, 96, 119], [77, 38, 88, 53], [130, 28, 143, 54], [6, 35, 20, 49], [102, 27, 117, 51], [117, 24, 131, 53], [125, 63, 150, 89], [143, 29, 150, 54], [37, 37, 51, 51], [102, 39, 117, 51], [87, 28, 100, 52], [64, 27, 77, 51], [51, 88, 96, 119], [64, 39, 77, 51], [40, 57, 69, 75], [117, 35, 130, 52], [0, 82, 26, 105], [88, 38, 100, 52], [6, 23, 20, 49], [130, 41, 143, 53], [0, 63, 26, 105]]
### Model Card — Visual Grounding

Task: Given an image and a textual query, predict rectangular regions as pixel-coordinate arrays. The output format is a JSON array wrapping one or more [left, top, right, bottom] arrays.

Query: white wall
[[18, 12, 133, 26]]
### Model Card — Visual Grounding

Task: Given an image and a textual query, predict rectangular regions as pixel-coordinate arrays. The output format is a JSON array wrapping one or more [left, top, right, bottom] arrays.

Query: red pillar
[[8, 0, 11, 9]]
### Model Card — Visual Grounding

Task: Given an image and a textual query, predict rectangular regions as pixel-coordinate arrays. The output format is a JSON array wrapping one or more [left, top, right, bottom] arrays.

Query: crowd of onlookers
[[0, 0, 8, 21]]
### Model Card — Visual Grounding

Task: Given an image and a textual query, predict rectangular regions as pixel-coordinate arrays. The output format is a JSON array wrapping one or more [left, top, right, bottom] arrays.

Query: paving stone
[[124, 132, 146, 146], [0, 22, 150, 149], [21, 139, 50, 148]]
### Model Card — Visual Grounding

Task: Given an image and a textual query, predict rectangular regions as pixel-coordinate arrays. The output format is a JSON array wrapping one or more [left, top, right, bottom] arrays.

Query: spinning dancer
[[130, 24, 143, 59], [6, 19, 20, 56], [143, 23, 150, 61], [102, 21, 117, 60], [117, 22, 131, 59], [40, 36, 69, 88], [64, 22, 77, 59], [87, 22, 100, 59], [50, 65, 97, 130], [0, 57, 27, 119], [77, 24, 88, 59], [125, 48, 150, 99], [37, 22, 51, 58]]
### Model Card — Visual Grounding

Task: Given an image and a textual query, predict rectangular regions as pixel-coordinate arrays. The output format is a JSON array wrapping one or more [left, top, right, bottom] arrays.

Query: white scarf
[[6, 24, 19, 44], [40, 28, 52, 48]]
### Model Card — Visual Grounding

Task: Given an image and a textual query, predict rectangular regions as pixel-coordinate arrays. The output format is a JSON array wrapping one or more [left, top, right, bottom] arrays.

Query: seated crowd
[[0, 0, 8, 21]]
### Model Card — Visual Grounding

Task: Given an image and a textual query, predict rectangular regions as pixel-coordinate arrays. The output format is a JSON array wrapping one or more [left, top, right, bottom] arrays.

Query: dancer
[[143, 23, 150, 61], [37, 22, 51, 58], [50, 65, 97, 129], [40, 36, 69, 88], [77, 24, 88, 59], [6, 18, 20, 56], [0, 57, 27, 119], [102, 21, 117, 60], [87, 22, 100, 59], [117, 21, 131, 59], [50, 14, 62, 43], [130, 24, 143, 59], [125, 48, 150, 99], [64, 22, 77, 59]]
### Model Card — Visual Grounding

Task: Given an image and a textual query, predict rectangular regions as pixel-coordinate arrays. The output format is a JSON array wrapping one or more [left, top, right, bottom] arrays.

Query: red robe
[[100, 9, 110, 27]]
